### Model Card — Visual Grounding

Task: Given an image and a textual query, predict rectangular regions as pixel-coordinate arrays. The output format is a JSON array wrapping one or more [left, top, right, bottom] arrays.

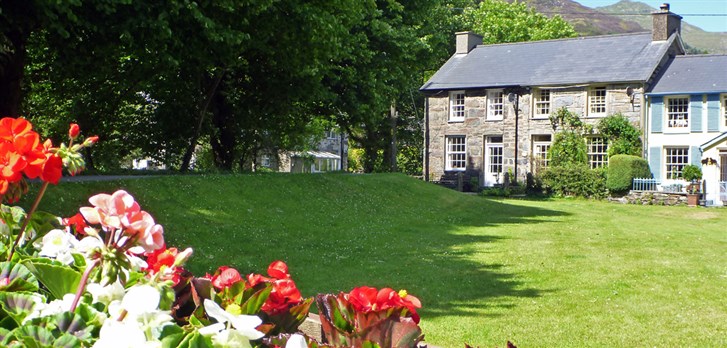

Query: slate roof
[[648, 54, 727, 95], [420, 32, 676, 92]]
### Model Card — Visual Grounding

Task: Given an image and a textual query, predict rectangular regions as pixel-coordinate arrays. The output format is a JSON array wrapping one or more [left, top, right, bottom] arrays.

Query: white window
[[722, 94, 727, 128], [586, 136, 608, 169], [533, 89, 551, 118], [532, 135, 551, 172], [324, 129, 339, 140], [446, 136, 466, 171], [666, 96, 689, 129], [449, 91, 465, 122], [486, 136, 503, 180], [487, 90, 504, 120], [261, 154, 272, 168], [588, 87, 607, 116], [665, 147, 689, 179]]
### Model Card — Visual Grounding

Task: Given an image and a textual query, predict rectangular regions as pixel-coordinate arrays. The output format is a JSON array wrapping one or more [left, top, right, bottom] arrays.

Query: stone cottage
[[420, 4, 685, 187]]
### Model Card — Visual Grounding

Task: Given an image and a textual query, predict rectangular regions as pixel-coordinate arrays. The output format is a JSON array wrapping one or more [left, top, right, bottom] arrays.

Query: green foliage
[[462, 0, 577, 44], [597, 113, 642, 157], [21, 259, 82, 301], [549, 132, 588, 167], [541, 163, 608, 198], [682, 164, 702, 181], [606, 155, 651, 195]]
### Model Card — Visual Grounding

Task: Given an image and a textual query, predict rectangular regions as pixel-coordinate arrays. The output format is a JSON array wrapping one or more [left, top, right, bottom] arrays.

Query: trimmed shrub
[[541, 163, 607, 199], [606, 155, 651, 194]]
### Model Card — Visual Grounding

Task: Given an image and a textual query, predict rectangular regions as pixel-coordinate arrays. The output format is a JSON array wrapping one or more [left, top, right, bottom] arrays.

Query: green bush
[[597, 114, 642, 157], [606, 155, 651, 194], [541, 163, 607, 199], [549, 131, 588, 166], [682, 164, 702, 182]]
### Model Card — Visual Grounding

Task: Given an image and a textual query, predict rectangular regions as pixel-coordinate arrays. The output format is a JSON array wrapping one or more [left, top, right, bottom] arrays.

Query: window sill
[[448, 119, 465, 123], [485, 118, 504, 122], [532, 116, 549, 120], [585, 114, 607, 118], [664, 128, 690, 134]]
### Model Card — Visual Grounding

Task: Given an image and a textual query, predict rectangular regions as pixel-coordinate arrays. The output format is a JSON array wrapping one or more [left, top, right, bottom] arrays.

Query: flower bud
[[83, 136, 99, 147], [69, 123, 80, 139], [173, 247, 193, 267]]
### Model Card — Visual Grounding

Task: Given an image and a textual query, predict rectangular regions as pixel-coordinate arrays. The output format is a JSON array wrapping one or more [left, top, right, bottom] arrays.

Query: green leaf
[[70, 254, 86, 269], [21, 259, 81, 300], [239, 284, 272, 315], [74, 302, 105, 329], [3, 324, 55, 347], [28, 212, 63, 242], [51, 333, 82, 348], [0, 262, 39, 292], [0, 292, 40, 326], [54, 311, 93, 341], [177, 332, 214, 348]]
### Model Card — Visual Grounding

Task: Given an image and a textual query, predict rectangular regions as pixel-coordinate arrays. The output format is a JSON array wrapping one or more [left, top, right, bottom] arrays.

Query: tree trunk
[[209, 85, 236, 171], [389, 102, 397, 172], [179, 69, 225, 172], [0, 30, 28, 116]]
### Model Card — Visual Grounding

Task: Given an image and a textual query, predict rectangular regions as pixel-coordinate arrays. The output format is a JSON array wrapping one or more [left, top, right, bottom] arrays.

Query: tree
[[548, 108, 588, 166], [461, 0, 577, 44]]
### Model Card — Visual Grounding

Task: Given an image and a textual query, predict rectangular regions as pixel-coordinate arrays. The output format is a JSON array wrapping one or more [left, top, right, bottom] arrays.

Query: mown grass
[[20, 173, 727, 347]]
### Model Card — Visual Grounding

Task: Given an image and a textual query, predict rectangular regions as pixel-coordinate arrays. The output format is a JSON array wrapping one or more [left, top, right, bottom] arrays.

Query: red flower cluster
[[144, 245, 185, 285], [347, 286, 422, 323], [209, 261, 303, 315], [0, 118, 63, 200]]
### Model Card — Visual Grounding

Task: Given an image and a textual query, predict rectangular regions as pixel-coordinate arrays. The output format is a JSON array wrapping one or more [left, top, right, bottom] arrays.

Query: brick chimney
[[456, 31, 482, 54], [652, 3, 682, 41]]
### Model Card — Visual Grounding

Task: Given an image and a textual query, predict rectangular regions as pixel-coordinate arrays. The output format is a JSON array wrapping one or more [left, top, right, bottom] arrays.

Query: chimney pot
[[660, 3, 669, 12]]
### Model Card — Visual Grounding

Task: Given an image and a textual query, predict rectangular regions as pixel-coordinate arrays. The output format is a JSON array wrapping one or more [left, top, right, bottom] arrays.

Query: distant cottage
[[420, 3, 727, 205]]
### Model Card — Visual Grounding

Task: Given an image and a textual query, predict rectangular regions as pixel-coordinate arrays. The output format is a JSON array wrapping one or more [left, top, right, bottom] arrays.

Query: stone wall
[[608, 191, 688, 206], [426, 84, 644, 185]]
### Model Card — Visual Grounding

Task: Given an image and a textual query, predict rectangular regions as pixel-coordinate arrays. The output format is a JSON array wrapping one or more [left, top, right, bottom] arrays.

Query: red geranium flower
[[262, 278, 303, 315], [348, 286, 379, 313], [211, 266, 243, 290], [64, 213, 89, 234]]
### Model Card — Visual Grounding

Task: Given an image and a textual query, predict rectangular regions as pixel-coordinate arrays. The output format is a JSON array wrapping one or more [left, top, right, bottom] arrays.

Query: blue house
[[645, 54, 727, 205]]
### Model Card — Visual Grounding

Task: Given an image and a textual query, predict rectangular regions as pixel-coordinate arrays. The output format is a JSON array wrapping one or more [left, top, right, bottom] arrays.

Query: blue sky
[[575, 0, 727, 32]]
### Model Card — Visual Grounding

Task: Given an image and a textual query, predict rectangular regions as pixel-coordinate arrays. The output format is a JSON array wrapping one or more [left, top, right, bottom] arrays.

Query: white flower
[[121, 285, 160, 315], [199, 299, 264, 347], [286, 334, 307, 348], [87, 281, 125, 306], [92, 320, 148, 348], [38, 229, 79, 264]]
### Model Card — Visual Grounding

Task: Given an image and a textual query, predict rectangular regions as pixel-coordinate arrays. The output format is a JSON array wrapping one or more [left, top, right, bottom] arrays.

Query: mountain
[[508, 0, 727, 54], [595, 0, 727, 54], [507, 0, 644, 35]]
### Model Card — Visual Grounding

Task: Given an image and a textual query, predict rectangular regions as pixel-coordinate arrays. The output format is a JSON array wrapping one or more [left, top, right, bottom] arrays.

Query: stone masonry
[[426, 84, 643, 185]]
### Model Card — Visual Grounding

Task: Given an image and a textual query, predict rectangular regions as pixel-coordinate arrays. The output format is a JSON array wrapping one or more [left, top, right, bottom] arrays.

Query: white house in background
[[645, 54, 727, 205], [256, 129, 348, 173]]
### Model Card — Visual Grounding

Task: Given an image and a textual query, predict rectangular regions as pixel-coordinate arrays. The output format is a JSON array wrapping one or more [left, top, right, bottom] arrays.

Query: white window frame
[[445, 136, 466, 171], [449, 91, 465, 122], [665, 96, 690, 131], [532, 135, 552, 172], [665, 147, 689, 180], [586, 136, 609, 169], [533, 88, 551, 119], [324, 129, 339, 140], [261, 154, 272, 168], [588, 87, 607, 116], [486, 89, 504, 121]]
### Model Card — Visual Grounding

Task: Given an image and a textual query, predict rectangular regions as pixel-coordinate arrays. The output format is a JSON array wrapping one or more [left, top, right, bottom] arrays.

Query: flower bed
[[0, 118, 423, 347]]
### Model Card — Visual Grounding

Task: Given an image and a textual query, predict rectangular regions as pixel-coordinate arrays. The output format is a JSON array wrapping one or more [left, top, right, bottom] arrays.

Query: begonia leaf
[[51, 333, 82, 348], [53, 311, 93, 341], [0, 292, 39, 325], [2, 324, 55, 347], [262, 297, 313, 335], [239, 284, 272, 315], [21, 258, 81, 300], [0, 262, 39, 292]]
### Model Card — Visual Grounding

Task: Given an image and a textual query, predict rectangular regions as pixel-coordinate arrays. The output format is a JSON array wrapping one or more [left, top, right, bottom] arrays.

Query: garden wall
[[609, 191, 688, 206]]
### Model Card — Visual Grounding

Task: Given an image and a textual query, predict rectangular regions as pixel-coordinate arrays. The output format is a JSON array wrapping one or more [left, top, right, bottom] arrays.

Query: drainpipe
[[514, 93, 520, 182], [424, 97, 430, 181]]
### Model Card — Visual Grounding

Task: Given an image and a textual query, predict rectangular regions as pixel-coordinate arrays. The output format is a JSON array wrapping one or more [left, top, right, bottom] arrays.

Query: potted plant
[[682, 164, 702, 206]]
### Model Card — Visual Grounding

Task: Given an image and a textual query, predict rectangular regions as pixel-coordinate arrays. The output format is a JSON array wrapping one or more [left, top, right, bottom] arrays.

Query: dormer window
[[449, 91, 465, 122]]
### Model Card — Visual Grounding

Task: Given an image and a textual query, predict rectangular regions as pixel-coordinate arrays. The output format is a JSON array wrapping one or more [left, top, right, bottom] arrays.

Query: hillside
[[596, 0, 727, 54], [510, 0, 727, 54]]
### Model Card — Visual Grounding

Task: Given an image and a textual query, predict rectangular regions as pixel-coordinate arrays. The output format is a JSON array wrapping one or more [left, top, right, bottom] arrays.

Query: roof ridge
[[472, 31, 651, 49]]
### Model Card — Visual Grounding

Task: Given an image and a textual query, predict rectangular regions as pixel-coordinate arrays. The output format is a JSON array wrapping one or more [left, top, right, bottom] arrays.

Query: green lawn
[[23, 173, 727, 347]]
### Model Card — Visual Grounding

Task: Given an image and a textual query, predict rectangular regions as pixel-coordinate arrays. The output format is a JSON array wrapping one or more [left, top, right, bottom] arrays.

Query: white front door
[[484, 136, 503, 186]]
